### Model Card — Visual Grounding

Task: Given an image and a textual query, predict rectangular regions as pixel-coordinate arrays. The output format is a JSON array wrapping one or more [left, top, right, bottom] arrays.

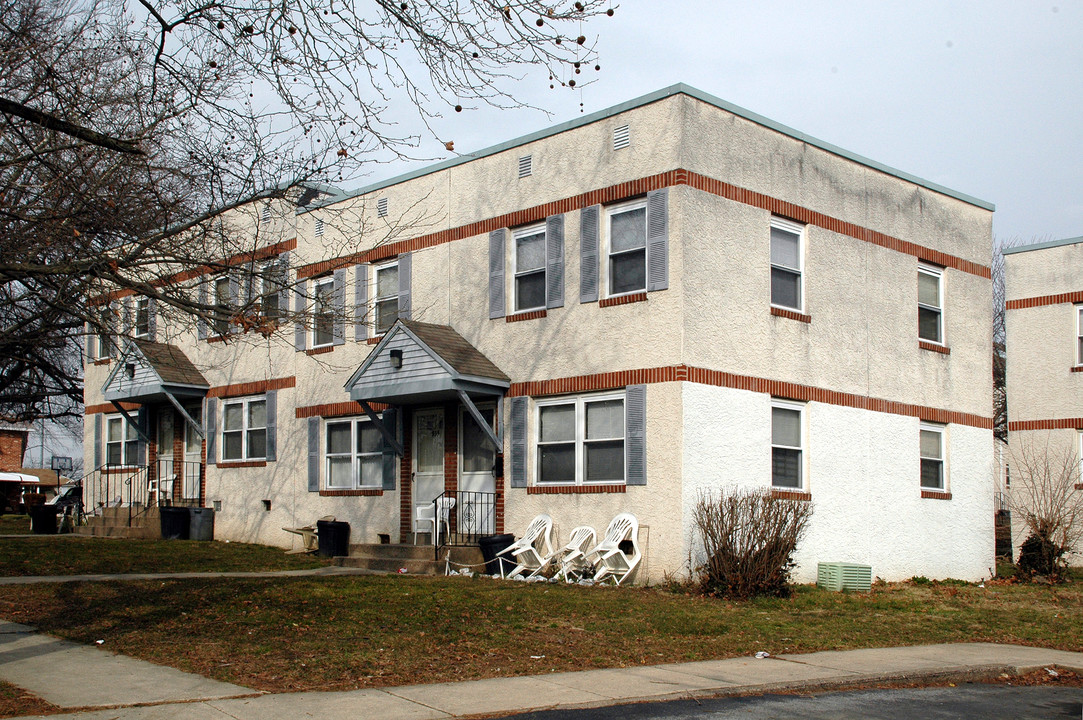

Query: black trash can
[[316, 520, 350, 557], [29, 505, 59, 535], [478, 533, 516, 575], [160, 506, 190, 540], [189, 507, 215, 541]]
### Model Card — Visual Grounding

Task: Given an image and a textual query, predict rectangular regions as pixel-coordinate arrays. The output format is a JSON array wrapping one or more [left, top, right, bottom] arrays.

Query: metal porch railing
[[83, 460, 204, 526], [432, 490, 497, 559]]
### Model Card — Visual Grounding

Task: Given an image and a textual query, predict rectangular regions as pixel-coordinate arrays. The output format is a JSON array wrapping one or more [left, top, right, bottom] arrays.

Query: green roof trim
[[1003, 236, 1083, 255], [301, 83, 994, 214]]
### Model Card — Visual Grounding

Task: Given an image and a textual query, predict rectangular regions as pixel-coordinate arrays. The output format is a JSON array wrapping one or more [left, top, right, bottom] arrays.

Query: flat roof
[[1002, 235, 1083, 255], [302, 83, 994, 214]]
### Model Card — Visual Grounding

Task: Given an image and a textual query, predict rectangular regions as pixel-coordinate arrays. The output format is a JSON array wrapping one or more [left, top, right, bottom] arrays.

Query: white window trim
[[220, 395, 267, 462], [311, 276, 336, 348], [511, 223, 547, 313], [534, 391, 626, 486], [260, 260, 283, 320], [324, 416, 383, 490], [769, 217, 805, 313], [918, 264, 945, 345], [1075, 305, 1083, 366], [771, 399, 806, 490], [133, 298, 150, 338], [602, 198, 648, 300], [213, 276, 231, 337], [104, 414, 139, 467], [372, 259, 399, 335], [919, 422, 947, 491]]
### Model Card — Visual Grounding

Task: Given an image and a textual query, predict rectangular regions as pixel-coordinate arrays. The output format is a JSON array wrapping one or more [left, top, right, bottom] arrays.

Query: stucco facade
[[83, 85, 995, 583]]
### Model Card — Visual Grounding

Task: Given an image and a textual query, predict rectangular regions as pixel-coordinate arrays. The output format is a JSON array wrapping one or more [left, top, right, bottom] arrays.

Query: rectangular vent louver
[[817, 562, 872, 592], [377, 197, 388, 217], [261, 204, 271, 223], [314, 218, 325, 238], [613, 124, 630, 150], [518, 154, 532, 178]]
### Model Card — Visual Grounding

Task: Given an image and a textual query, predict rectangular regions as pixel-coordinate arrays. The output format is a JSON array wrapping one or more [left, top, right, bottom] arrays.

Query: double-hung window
[[770, 219, 804, 311], [1076, 305, 1083, 366], [919, 423, 945, 490], [98, 305, 115, 358], [374, 260, 399, 334], [261, 261, 285, 321], [312, 276, 335, 347], [213, 276, 231, 336], [134, 298, 150, 338], [771, 400, 804, 489], [606, 199, 647, 297], [536, 393, 625, 485], [918, 265, 943, 344], [325, 417, 382, 489], [105, 415, 138, 466], [221, 396, 267, 462], [513, 224, 546, 312]]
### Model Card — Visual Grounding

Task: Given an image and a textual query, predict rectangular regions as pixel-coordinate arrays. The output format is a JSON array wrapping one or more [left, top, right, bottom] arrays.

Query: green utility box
[[817, 562, 872, 592]]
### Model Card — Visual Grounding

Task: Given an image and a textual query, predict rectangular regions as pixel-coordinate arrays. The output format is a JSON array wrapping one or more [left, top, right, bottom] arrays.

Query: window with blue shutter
[[307, 416, 320, 491], [354, 264, 368, 342], [580, 206, 600, 303], [205, 398, 217, 466], [293, 279, 307, 352], [509, 396, 527, 487], [381, 408, 398, 490], [646, 188, 669, 292], [489, 229, 506, 319], [332, 268, 346, 345], [545, 214, 564, 309], [265, 390, 277, 462], [625, 385, 646, 485], [398, 252, 412, 321]]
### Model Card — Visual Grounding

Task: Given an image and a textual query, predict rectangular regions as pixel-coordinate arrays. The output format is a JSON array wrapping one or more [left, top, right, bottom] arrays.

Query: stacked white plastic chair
[[549, 526, 597, 581], [495, 514, 553, 578], [584, 512, 641, 585]]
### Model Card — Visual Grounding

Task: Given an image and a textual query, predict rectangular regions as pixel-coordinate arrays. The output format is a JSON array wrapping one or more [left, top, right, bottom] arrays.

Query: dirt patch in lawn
[[0, 680, 60, 719]]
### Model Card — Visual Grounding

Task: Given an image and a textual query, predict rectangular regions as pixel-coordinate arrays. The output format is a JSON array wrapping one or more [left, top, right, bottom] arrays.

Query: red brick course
[[527, 484, 626, 494], [919, 340, 951, 355], [770, 307, 811, 323], [207, 376, 296, 399], [599, 292, 647, 309], [506, 309, 547, 323], [1008, 418, 1083, 431], [921, 490, 952, 500], [1006, 290, 1083, 310]]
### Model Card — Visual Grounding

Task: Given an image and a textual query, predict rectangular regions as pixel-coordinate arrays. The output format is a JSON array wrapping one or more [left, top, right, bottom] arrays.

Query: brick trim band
[[506, 309, 547, 323], [208, 376, 296, 399], [217, 461, 267, 469], [507, 364, 993, 429], [366, 335, 383, 345], [526, 484, 626, 494], [92, 358, 111, 366], [921, 490, 952, 500], [298, 169, 990, 280], [770, 307, 811, 323], [85, 402, 139, 415], [919, 340, 951, 355], [295, 401, 389, 419], [306, 346, 334, 356], [1008, 418, 1083, 431], [1071, 366, 1083, 373], [599, 291, 648, 308], [771, 489, 811, 501], [320, 489, 383, 496], [1006, 290, 1083, 310]]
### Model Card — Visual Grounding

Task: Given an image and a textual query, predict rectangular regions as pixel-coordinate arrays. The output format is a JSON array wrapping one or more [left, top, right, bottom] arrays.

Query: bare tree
[[1008, 435, 1083, 578], [0, 0, 613, 421]]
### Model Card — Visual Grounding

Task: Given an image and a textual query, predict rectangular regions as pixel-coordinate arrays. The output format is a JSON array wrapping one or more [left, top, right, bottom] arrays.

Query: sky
[[379, 0, 1082, 245]]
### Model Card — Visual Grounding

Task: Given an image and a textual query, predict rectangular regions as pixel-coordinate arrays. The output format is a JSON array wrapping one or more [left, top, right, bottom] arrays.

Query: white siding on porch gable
[[353, 333, 448, 392], [105, 356, 159, 398]]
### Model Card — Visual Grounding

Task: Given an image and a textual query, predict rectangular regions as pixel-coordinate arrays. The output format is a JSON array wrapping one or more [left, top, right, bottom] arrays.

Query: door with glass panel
[[458, 406, 496, 534], [155, 411, 174, 505], [413, 408, 445, 531], [183, 405, 202, 502]]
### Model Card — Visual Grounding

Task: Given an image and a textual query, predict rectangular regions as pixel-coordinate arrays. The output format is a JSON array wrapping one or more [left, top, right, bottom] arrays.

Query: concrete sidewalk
[[0, 565, 375, 585], [1, 623, 1081, 720]]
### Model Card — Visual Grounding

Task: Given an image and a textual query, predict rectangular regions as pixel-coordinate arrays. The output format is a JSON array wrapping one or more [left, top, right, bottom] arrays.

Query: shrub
[[1009, 437, 1083, 581], [1017, 533, 1066, 579], [692, 487, 813, 599]]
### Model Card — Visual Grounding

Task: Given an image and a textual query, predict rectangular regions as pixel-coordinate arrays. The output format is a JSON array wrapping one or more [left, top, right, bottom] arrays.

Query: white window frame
[[512, 223, 547, 313], [213, 276, 231, 337], [534, 392, 626, 486], [324, 416, 383, 490], [1075, 305, 1083, 366], [134, 297, 150, 338], [220, 395, 267, 462], [104, 414, 139, 467], [311, 275, 335, 348], [919, 422, 947, 491], [373, 259, 399, 335], [603, 198, 648, 299], [770, 218, 804, 312], [260, 261, 284, 321], [918, 264, 944, 345], [771, 399, 805, 490]]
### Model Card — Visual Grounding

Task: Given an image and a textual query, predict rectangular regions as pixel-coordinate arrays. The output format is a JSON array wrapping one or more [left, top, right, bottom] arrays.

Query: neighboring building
[[1004, 236, 1083, 563], [82, 84, 995, 582], [0, 419, 32, 512]]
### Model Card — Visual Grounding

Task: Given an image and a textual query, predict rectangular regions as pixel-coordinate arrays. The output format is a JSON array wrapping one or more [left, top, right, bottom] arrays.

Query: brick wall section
[[295, 401, 389, 419], [770, 307, 811, 323], [527, 484, 625, 495], [919, 341, 951, 355], [1008, 418, 1083, 431], [298, 169, 991, 280], [1006, 290, 1083, 310], [506, 309, 547, 323], [207, 376, 295, 399], [599, 291, 647, 309], [85, 402, 140, 415], [0, 430, 28, 473]]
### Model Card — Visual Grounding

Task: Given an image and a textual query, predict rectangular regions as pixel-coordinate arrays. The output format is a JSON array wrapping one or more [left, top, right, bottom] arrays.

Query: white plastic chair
[[432, 497, 456, 545], [585, 512, 641, 586], [495, 514, 554, 578], [549, 526, 597, 581], [414, 504, 435, 545]]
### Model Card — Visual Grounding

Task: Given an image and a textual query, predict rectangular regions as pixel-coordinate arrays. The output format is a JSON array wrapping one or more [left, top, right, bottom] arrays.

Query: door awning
[[101, 339, 209, 439]]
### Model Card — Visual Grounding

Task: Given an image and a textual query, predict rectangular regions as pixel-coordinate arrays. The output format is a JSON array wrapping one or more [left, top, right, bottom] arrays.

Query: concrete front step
[[334, 544, 488, 576], [77, 507, 161, 539]]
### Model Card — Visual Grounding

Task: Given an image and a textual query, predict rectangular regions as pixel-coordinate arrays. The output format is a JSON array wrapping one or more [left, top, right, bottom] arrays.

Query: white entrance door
[[156, 411, 174, 506], [183, 405, 202, 502], [413, 408, 445, 530], [459, 406, 496, 535]]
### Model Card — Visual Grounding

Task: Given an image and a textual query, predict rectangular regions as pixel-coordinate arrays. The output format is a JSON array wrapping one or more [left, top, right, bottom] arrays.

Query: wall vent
[[518, 154, 532, 178], [377, 197, 388, 217], [261, 204, 271, 223], [314, 217, 325, 238], [817, 562, 872, 592], [613, 124, 630, 150]]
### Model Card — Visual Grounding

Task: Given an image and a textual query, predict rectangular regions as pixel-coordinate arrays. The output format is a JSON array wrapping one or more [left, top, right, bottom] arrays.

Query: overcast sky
[[389, 0, 1081, 246]]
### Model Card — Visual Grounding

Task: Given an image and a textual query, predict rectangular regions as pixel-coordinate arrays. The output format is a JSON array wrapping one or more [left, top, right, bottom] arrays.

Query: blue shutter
[[121, 298, 132, 341], [546, 214, 565, 309], [85, 322, 95, 361], [397, 253, 411, 321], [646, 188, 669, 292], [381, 408, 398, 490], [136, 406, 148, 466], [277, 252, 291, 318], [293, 279, 307, 352], [228, 275, 241, 333], [197, 282, 208, 340], [625, 385, 646, 486], [332, 268, 346, 345], [509, 396, 527, 488], [354, 264, 368, 342], [146, 298, 157, 342], [206, 398, 217, 466], [107, 303, 118, 357], [307, 416, 320, 492], [489, 229, 506, 319], [93, 413, 102, 468], [265, 390, 277, 462], [580, 206, 600, 303]]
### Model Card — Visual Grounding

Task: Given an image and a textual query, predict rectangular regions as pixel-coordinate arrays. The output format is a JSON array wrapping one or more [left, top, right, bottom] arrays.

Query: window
[[918, 265, 943, 344], [98, 305, 115, 358], [374, 260, 399, 334], [312, 276, 335, 347], [536, 393, 624, 485], [325, 417, 382, 489], [771, 401, 804, 489], [770, 219, 803, 311], [221, 396, 267, 461], [134, 298, 150, 338], [1076, 305, 1082, 366], [920, 423, 945, 490], [105, 415, 138, 466], [260, 261, 285, 321], [513, 224, 546, 312], [606, 199, 647, 297], [213, 276, 231, 336]]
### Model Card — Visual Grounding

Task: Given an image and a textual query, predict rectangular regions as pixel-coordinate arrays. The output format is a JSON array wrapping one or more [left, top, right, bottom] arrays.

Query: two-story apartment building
[[82, 84, 996, 582], [1004, 236, 1083, 563]]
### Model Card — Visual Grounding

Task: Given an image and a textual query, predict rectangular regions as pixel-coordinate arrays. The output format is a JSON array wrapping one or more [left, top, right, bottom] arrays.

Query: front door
[[413, 408, 445, 524], [458, 405, 496, 534], [155, 410, 174, 505], [183, 405, 202, 502]]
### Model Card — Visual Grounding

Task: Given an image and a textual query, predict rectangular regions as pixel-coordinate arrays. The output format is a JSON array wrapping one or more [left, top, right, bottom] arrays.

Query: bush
[[1008, 437, 1083, 581], [692, 488, 813, 599], [1017, 533, 1067, 579]]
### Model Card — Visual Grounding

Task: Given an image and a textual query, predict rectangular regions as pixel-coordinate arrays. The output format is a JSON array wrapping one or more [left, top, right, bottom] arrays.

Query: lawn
[[0, 515, 32, 535], [0, 537, 328, 576], [0, 572, 1079, 695]]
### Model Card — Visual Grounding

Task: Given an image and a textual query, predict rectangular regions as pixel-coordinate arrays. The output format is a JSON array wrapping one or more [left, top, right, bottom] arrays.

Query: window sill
[[217, 461, 268, 468], [527, 484, 626, 494], [366, 335, 384, 345], [921, 490, 952, 500], [506, 309, 547, 323], [320, 489, 384, 496], [919, 340, 950, 355], [1071, 366, 1083, 373], [92, 358, 111, 366], [599, 291, 647, 309], [306, 345, 334, 356], [1074, 483, 1083, 491], [771, 489, 811, 501], [207, 334, 233, 344], [770, 306, 811, 323]]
